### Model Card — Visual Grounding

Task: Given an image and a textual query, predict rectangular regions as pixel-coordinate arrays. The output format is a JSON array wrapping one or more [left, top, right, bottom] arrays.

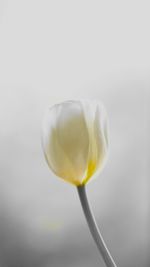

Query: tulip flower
[[42, 100, 117, 267]]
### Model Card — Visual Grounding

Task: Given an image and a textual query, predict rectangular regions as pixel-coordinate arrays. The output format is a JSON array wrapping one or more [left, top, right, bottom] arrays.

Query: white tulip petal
[[42, 101, 89, 185], [79, 100, 109, 184], [42, 104, 74, 182], [93, 103, 109, 170]]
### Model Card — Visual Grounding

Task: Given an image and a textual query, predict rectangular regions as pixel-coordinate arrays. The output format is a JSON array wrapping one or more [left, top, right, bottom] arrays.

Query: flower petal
[[80, 100, 109, 184], [42, 101, 89, 185], [93, 102, 109, 170]]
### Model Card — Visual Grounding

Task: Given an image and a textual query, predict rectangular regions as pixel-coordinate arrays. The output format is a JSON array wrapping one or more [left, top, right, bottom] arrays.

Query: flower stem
[[77, 185, 117, 267]]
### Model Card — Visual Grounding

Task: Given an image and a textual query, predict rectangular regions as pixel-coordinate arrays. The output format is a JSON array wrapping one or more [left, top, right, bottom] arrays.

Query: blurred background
[[0, 1, 149, 267]]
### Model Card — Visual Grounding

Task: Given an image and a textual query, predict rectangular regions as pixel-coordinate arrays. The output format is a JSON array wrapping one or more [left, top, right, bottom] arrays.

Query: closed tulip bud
[[42, 100, 109, 186]]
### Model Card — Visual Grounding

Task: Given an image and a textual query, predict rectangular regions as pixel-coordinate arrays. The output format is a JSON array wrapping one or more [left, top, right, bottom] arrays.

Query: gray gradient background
[[0, 1, 149, 267]]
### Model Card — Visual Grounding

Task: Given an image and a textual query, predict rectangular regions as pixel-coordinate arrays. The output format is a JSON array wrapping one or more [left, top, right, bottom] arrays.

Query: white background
[[0, 1, 149, 266]]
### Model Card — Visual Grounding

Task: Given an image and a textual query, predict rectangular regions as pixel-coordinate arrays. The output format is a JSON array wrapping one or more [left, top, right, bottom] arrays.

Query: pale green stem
[[77, 185, 117, 267]]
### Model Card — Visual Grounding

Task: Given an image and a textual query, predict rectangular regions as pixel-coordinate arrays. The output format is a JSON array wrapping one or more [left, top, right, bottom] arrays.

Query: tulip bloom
[[42, 100, 117, 267], [42, 100, 108, 186]]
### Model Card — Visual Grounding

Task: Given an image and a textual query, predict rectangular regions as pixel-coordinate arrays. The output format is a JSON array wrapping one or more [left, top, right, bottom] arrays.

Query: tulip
[[42, 100, 108, 186], [42, 100, 117, 267]]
